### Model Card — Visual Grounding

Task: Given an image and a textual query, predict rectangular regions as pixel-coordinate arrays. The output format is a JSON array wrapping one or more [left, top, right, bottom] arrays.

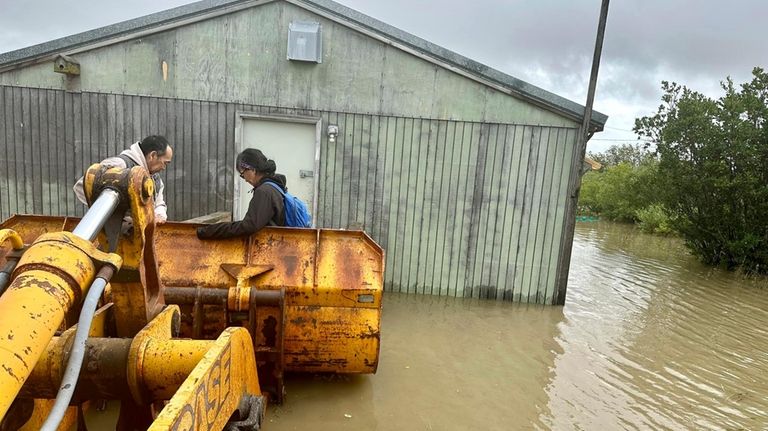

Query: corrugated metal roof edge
[[0, 0, 607, 129], [0, 0, 252, 66], [300, 0, 606, 129]]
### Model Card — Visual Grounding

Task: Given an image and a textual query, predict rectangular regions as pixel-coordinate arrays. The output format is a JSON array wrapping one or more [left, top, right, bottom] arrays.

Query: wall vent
[[287, 21, 322, 63]]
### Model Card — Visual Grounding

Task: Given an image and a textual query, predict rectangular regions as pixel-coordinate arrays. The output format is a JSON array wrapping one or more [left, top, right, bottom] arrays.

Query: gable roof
[[0, 0, 607, 129]]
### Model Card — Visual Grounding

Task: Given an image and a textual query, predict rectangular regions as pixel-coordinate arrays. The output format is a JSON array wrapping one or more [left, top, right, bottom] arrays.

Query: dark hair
[[236, 148, 276, 175], [139, 135, 170, 156]]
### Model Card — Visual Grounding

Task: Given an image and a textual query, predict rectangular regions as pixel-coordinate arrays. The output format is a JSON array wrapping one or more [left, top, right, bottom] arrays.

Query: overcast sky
[[1, 0, 765, 152]]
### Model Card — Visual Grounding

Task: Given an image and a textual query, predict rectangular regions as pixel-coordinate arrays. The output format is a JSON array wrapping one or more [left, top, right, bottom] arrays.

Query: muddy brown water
[[265, 222, 768, 430], [80, 222, 767, 430]]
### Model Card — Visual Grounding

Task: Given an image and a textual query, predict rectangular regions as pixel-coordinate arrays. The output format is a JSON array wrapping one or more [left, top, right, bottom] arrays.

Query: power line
[[602, 125, 637, 132], [589, 138, 651, 142]]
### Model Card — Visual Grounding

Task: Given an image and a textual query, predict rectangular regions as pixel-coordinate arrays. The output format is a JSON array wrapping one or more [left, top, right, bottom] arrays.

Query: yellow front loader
[[0, 163, 384, 430]]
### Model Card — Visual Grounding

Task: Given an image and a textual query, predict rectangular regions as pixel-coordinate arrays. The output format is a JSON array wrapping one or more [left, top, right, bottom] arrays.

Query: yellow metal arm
[[17, 306, 264, 430], [150, 326, 264, 430], [0, 232, 121, 419]]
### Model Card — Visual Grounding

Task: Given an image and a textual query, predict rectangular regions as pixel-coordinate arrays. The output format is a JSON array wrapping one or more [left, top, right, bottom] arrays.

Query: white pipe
[[71, 189, 121, 241], [39, 275, 110, 431]]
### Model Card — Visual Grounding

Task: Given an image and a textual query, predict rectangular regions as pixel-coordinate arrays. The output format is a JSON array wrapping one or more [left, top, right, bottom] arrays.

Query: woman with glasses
[[196, 148, 286, 239]]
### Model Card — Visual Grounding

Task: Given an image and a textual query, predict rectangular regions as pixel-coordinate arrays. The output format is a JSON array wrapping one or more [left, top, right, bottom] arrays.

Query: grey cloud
[[0, 0, 191, 54]]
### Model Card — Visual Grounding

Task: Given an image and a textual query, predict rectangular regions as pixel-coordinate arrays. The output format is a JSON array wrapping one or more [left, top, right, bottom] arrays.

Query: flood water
[[267, 222, 768, 430]]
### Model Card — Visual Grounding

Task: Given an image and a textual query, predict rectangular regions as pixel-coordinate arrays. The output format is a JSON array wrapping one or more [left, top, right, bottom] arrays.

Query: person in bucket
[[196, 148, 287, 239]]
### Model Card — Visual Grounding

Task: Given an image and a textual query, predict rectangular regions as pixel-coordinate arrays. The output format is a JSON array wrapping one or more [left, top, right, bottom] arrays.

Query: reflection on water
[[267, 222, 768, 430], [545, 222, 768, 430], [269, 293, 564, 430]]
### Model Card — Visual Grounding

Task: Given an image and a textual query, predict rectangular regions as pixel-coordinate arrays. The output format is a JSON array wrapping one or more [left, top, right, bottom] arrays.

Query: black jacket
[[197, 176, 286, 239]]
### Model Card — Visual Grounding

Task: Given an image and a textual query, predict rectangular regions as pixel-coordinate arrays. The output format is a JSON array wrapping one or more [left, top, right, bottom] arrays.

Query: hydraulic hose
[[39, 265, 116, 431], [0, 261, 17, 296]]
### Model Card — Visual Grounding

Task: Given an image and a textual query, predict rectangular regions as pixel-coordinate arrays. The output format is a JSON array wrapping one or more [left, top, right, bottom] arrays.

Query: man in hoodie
[[196, 148, 286, 239], [73, 135, 173, 223]]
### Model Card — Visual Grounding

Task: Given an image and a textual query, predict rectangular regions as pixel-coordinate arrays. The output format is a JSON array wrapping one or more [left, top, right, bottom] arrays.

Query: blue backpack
[[264, 181, 312, 228]]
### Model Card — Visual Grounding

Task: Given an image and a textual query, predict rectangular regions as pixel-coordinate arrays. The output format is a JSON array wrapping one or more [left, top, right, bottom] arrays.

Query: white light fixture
[[327, 125, 339, 143]]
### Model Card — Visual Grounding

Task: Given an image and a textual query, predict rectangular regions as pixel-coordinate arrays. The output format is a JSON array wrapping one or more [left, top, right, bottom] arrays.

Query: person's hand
[[121, 220, 134, 236]]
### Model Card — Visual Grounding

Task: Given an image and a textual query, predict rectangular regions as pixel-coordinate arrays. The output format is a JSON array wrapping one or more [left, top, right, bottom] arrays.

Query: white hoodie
[[73, 142, 168, 222]]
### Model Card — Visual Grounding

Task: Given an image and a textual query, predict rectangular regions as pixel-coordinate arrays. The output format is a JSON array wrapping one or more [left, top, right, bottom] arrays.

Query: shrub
[[634, 68, 768, 274], [636, 204, 674, 235]]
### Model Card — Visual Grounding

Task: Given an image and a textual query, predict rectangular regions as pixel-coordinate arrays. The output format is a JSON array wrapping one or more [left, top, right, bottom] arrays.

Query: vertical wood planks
[[0, 85, 581, 304], [0, 87, 9, 218]]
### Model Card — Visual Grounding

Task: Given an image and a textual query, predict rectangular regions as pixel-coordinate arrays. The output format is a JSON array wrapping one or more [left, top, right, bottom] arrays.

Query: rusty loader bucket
[[0, 215, 384, 408]]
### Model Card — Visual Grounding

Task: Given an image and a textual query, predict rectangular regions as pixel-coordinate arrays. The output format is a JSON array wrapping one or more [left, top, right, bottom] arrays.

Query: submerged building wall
[[0, 85, 578, 304]]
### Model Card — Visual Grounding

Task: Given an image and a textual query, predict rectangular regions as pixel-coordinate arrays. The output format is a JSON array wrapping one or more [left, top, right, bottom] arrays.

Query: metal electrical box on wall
[[287, 21, 322, 63]]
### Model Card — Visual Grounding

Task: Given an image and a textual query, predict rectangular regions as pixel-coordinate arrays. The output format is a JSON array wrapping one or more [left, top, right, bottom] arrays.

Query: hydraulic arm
[[0, 161, 384, 430]]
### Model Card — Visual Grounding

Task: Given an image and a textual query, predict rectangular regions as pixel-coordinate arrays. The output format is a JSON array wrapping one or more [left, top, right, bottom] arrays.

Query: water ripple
[[542, 222, 768, 430]]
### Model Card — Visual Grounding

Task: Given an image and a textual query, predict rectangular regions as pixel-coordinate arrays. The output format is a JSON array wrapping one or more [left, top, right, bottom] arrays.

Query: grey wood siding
[[0, 85, 577, 304]]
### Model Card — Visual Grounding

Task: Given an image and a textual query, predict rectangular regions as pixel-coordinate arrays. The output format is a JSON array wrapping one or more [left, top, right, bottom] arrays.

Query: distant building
[[0, 0, 607, 304], [584, 157, 603, 172]]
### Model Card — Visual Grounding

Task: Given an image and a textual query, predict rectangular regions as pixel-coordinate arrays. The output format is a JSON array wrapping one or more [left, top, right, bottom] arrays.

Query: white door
[[235, 116, 319, 224]]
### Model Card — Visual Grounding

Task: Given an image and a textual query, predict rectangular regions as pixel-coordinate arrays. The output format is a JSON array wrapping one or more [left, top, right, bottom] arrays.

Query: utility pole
[[555, 0, 610, 305]]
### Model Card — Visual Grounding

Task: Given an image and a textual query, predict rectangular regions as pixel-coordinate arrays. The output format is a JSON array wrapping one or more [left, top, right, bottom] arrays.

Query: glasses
[[239, 168, 251, 178]]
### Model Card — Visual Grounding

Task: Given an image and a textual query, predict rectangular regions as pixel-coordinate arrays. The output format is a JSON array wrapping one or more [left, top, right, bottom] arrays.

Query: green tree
[[587, 143, 653, 167], [578, 160, 660, 222], [634, 68, 768, 273]]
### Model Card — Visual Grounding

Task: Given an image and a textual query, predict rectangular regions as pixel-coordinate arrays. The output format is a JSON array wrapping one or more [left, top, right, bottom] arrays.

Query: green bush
[[578, 160, 661, 223], [634, 68, 768, 274], [636, 204, 674, 235], [577, 171, 602, 216]]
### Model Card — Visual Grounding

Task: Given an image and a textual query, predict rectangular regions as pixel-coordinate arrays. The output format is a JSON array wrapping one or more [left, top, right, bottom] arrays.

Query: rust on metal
[[157, 223, 383, 373], [81, 164, 165, 337], [163, 285, 287, 401], [0, 226, 123, 405], [248, 287, 285, 402], [20, 337, 132, 400], [148, 327, 263, 430], [2, 201, 384, 426], [127, 306, 182, 405], [20, 304, 117, 400], [164, 287, 228, 304]]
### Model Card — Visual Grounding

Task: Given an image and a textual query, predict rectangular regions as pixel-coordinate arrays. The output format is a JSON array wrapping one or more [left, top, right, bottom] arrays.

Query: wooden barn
[[0, 0, 607, 304]]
